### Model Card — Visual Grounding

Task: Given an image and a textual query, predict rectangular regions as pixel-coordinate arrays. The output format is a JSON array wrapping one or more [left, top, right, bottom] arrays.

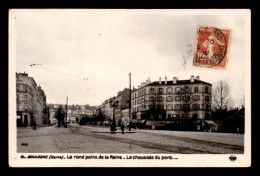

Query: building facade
[[131, 75, 212, 131], [16, 72, 47, 126], [101, 88, 131, 125]]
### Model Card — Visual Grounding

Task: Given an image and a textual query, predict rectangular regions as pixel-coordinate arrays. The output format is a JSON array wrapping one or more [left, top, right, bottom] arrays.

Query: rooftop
[[149, 79, 212, 86], [132, 77, 212, 92]]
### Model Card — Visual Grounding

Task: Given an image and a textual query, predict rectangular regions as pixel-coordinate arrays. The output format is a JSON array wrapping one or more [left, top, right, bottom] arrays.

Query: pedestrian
[[110, 123, 116, 134], [129, 121, 132, 131], [32, 119, 37, 130], [121, 123, 125, 134]]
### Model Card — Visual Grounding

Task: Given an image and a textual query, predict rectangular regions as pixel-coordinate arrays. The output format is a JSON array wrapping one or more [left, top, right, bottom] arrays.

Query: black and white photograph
[[8, 9, 251, 167]]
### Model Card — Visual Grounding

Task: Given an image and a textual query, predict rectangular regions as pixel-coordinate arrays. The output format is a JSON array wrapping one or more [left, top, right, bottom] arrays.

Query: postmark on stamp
[[193, 26, 231, 69]]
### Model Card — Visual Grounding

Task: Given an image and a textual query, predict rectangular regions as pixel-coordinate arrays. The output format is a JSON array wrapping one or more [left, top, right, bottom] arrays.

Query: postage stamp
[[193, 26, 231, 69]]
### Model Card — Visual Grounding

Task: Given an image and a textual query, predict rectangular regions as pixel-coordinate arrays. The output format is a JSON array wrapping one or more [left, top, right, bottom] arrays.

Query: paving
[[17, 124, 244, 154]]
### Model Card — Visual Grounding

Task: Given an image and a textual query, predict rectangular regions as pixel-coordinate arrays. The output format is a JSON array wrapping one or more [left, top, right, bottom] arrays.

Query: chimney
[[159, 77, 161, 84], [191, 75, 194, 82], [148, 77, 151, 84], [138, 85, 141, 89], [196, 76, 200, 80], [165, 76, 167, 84], [173, 77, 177, 84]]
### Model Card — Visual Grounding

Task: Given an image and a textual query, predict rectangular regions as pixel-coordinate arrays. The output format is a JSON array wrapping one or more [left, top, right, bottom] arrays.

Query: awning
[[146, 120, 154, 126], [205, 120, 216, 126], [155, 121, 165, 126], [131, 119, 137, 123]]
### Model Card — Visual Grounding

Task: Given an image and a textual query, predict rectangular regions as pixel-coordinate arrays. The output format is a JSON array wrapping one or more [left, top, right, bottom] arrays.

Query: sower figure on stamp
[[201, 34, 224, 62]]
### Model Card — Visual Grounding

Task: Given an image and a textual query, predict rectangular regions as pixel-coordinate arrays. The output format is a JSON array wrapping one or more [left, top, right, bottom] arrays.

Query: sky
[[13, 9, 249, 107]]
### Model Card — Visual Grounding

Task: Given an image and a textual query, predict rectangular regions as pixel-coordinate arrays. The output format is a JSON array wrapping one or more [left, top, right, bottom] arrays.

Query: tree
[[147, 89, 166, 121], [175, 85, 194, 118], [212, 81, 233, 111]]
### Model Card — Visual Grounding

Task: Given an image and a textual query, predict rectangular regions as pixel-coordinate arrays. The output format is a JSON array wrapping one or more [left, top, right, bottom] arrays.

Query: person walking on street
[[110, 123, 116, 134], [129, 121, 132, 131], [32, 119, 37, 130], [121, 122, 125, 134]]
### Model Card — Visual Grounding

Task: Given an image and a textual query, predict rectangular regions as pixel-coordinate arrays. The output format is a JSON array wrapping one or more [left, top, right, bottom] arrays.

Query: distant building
[[106, 88, 130, 125], [16, 72, 47, 126], [131, 75, 212, 130]]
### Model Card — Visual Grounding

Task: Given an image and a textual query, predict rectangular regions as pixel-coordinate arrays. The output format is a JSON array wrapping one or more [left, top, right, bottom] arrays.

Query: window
[[25, 95, 28, 100], [167, 114, 172, 119], [19, 85, 23, 91], [166, 96, 173, 102], [206, 104, 211, 110], [16, 85, 19, 91], [182, 104, 190, 110], [182, 96, 191, 102], [25, 86, 28, 93], [24, 105, 28, 110], [193, 95, 200, 101], [192, 104, 199, 110], [158, 114, 163, 119], [205, 96, 210, 102], [149, 96, 155, 101], [150, 88, 155, 94], [167, 87, 173, 94], [174, 104, 181, 110], [158, 96, 164, 102], [166, 104, 173, 110], [175, 87, 181, 93], [205, 86, 209, 93], [194, 87, 198, 93], [16, 94, 19, 101], [158, 88, 163, 94], [175, 96, 181, 102]]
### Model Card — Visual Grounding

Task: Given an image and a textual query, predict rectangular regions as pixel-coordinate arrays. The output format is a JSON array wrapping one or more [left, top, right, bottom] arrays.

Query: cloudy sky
[[12, 9, 250, 107]]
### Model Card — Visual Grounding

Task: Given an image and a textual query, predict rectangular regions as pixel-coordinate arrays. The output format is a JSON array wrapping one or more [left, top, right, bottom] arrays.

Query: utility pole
[[65, 96, 68, 128], [129, 73, 131, 120]]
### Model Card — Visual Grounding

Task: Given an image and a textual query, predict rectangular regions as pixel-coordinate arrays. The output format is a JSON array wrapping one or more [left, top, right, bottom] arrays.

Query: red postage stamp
[[193, 26, 231, 69]]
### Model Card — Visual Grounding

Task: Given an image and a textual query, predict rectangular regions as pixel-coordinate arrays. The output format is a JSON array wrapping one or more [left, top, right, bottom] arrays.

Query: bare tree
[[212, 81, 233, 111], [147, 89, 165, 121], [175, 85, 194, 118], [239, 94, 245, 108]]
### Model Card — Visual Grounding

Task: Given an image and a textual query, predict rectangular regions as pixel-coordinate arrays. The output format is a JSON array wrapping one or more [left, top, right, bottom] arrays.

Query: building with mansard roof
[[131, 75, 212, 131]]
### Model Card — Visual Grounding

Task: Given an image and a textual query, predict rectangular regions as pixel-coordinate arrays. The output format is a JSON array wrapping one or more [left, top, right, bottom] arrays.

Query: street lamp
[[109, 99, 119, 134]]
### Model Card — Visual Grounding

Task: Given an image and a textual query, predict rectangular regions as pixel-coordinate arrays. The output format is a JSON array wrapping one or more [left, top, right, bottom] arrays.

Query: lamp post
[[109, 99, 119, 134]]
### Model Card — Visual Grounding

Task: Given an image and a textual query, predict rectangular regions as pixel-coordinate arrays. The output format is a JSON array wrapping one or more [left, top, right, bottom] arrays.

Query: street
[[17, 124, 244, 154]]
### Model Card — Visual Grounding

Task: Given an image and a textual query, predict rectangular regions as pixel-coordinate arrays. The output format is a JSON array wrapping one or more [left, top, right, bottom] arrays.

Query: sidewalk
[[76, 125, 244, 147], [72, 124, 136, 133], [137, 129, 244, 147]]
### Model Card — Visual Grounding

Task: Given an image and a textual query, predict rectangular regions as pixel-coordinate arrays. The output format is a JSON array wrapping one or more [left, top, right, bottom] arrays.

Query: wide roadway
[[17, 124, 244, 154]]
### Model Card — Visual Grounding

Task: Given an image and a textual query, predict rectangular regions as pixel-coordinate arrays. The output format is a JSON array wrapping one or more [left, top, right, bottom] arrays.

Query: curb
[[91, 131, 135, 134]]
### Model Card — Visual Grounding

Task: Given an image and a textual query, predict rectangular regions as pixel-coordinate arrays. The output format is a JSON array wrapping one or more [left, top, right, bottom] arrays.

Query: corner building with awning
[[131, 75, 213, 131]]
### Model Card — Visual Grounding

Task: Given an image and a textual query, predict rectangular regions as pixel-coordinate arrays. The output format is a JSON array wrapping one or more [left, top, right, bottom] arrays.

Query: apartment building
[[16, 72, 47, 126], [131, 75, 212, 131]]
